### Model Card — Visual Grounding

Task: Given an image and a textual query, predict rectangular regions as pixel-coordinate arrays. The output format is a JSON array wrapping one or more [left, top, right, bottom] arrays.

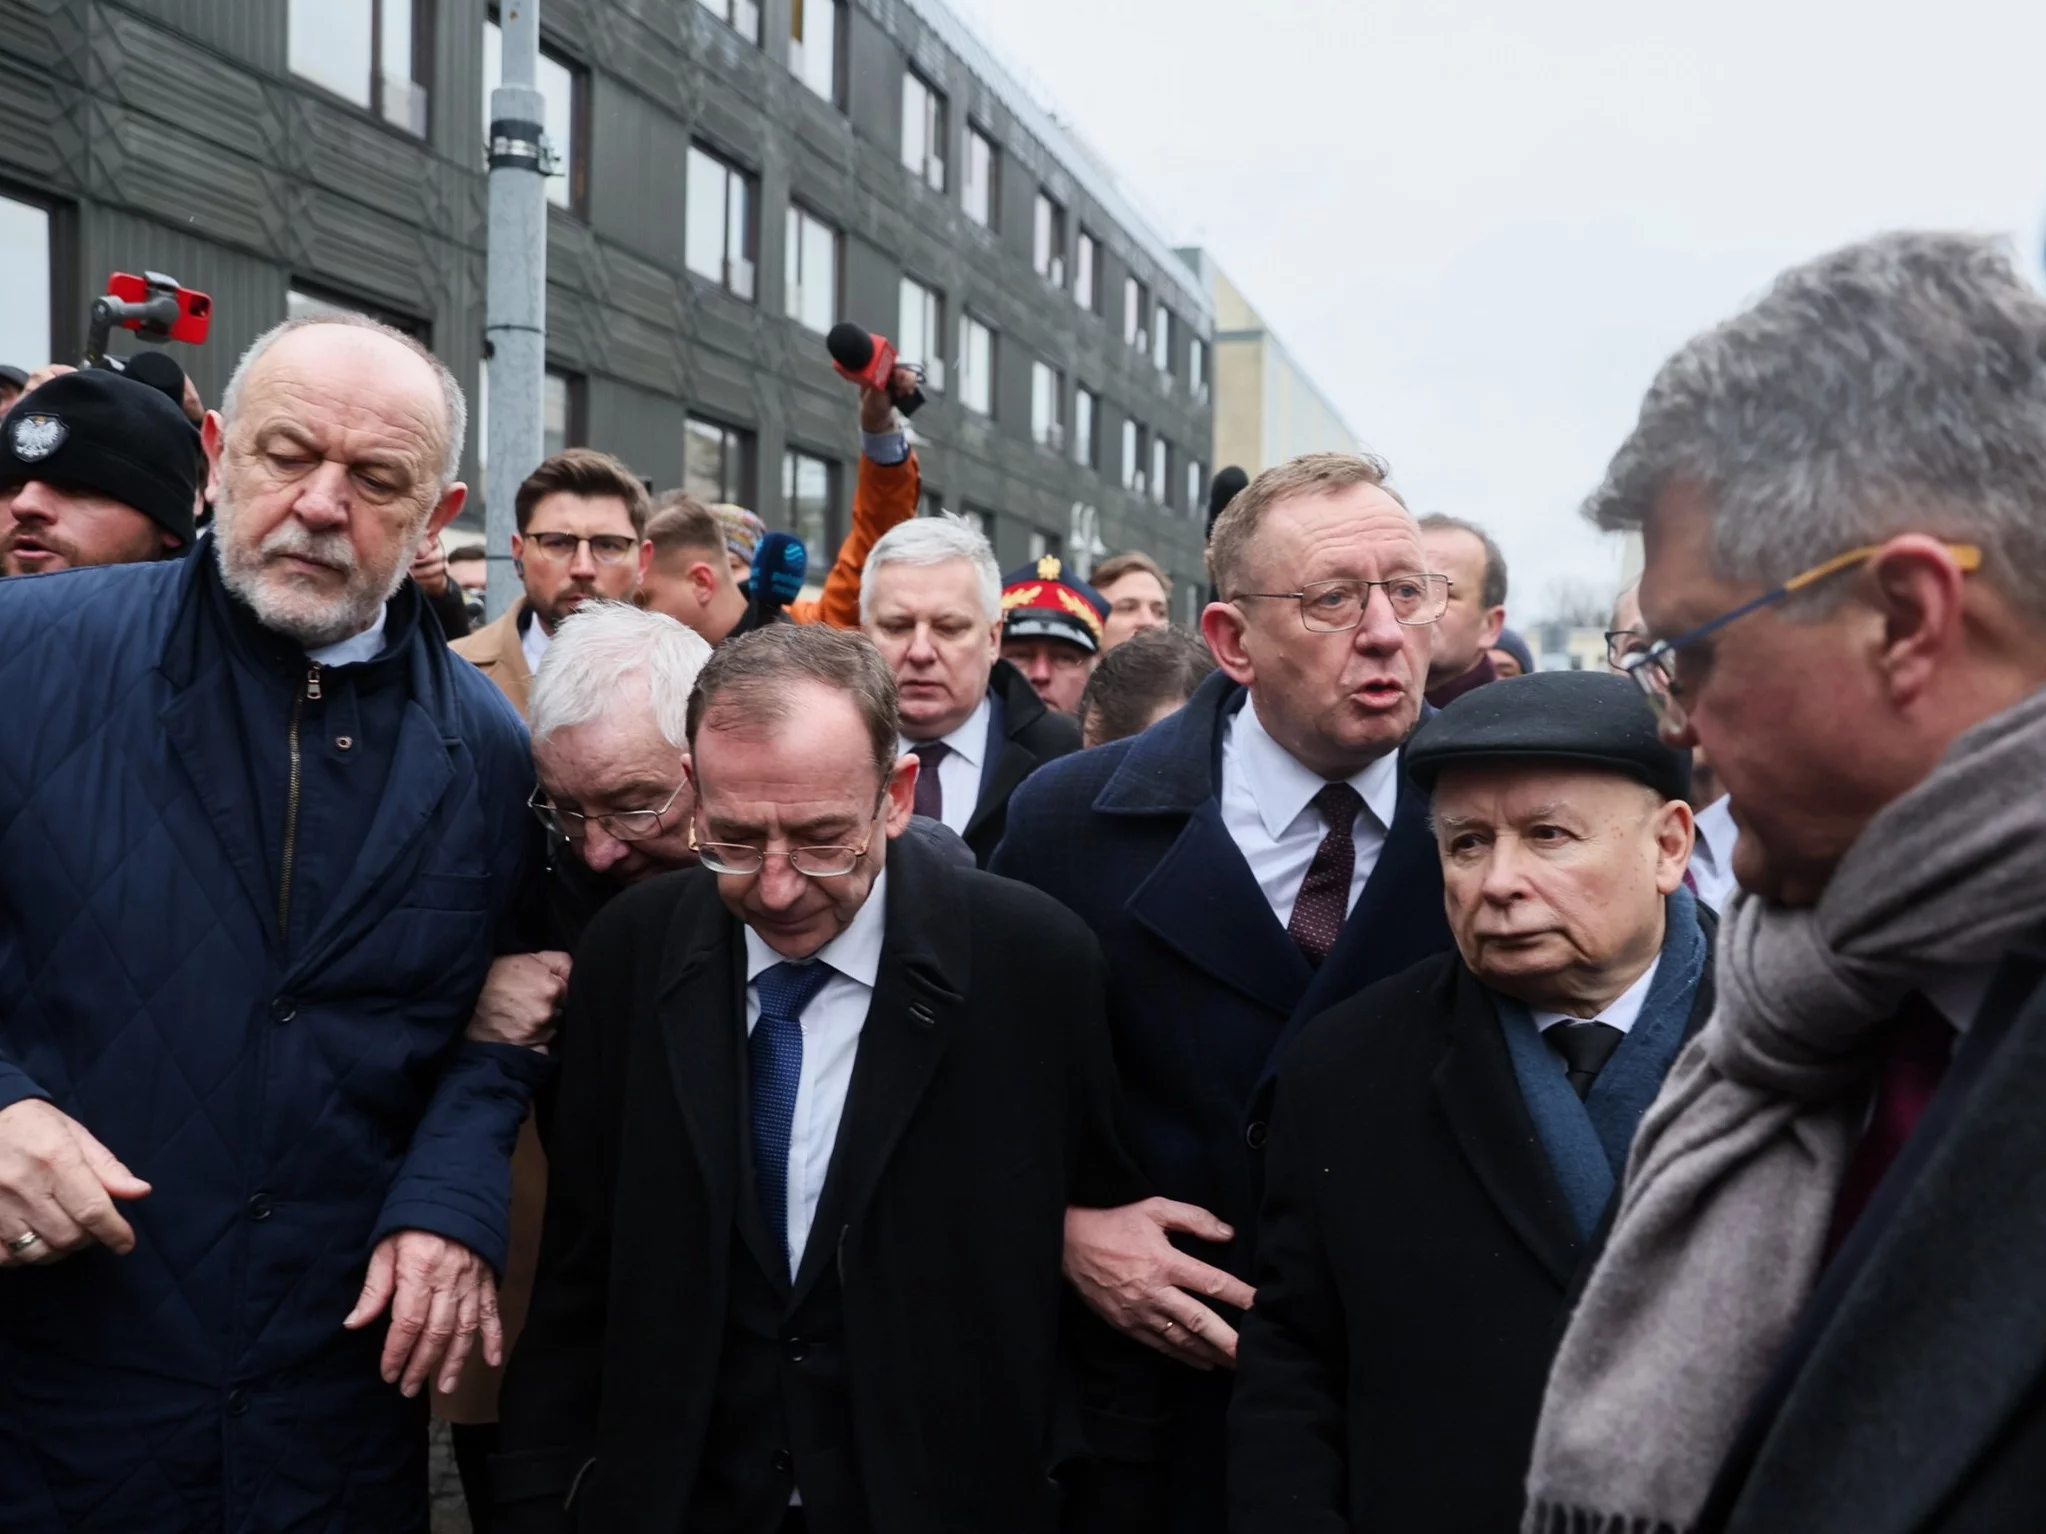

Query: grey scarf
[[1523, 685, 2046, 1534]]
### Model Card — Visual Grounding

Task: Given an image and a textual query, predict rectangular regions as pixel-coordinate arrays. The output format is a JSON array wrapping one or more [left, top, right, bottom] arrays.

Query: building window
[[1186, 457, 1206, 517], [1123, 275, 1147, 350], [783, 447, 840, 569], [1072, 386, 1098, 469], [901, 71, 947, 192], [695, 0, 761, 45], [963, 125, 998, 229], [958, 314, 994, 416], [287, 283, 428, 337], [1075, 229, 1098, 313], [543, 368, 585, 458], [289, 0, 429, 135], [1152, 307, 1172, 375], [1033, 193, 1066, 286], [1189, 335, 1208, 397], [0, 193, 53, 370], [684, 415, 756, 506], [784, 204, 839, 335], [789, 0, 843, 104], [483, 20, 585, 213], [1028, 528, 1061, 563], [1121, 418, 1145, 494], [1030, 361, 1064, 451], [685, 145, 756, 300], [1151, 435, 1170, 506], [899, 275, 944, 391], [920, 488, 946, 519]]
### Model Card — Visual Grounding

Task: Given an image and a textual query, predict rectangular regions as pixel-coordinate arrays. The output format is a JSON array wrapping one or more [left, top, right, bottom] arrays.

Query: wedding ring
[[5, 1229, 41, 1255], [1161, 1318, 1177, 1335]]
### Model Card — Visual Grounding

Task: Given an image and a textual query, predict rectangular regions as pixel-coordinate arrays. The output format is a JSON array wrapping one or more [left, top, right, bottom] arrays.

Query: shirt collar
[[305, 603, 389, 669], [521, 608, 552, 675], [902, 692, 992, 771], [1530, 954, 1663, 1036], [1235, 696, 1401, 841], [1692, 796, 1737, 874], [743, 867, 889, 990]]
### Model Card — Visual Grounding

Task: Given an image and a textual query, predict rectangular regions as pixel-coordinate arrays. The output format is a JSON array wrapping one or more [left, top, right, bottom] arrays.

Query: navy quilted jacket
[[0, 547, 547, 1531]]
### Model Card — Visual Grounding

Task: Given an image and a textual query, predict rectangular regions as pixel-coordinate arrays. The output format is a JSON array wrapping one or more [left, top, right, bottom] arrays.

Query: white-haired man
[[860, 517, 1081, 864], [0, 314, 545, 1531]]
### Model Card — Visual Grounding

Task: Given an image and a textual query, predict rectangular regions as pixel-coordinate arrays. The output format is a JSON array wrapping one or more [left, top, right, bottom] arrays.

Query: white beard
[[212, 479, 426, 648]]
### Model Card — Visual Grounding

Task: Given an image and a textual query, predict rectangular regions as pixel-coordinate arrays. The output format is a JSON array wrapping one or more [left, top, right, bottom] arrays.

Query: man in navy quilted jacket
[[0, 314, 546, 1531]]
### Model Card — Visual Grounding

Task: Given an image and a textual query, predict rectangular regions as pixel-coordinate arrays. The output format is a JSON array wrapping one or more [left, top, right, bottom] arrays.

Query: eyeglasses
[[1623, 541, 1983, 731], [529, 781, 685, 843], [1232, 574, 1450, 632], [1605, 628, 1649, 671], [523, 532, 641, 565], [688, 801, 885, 879]]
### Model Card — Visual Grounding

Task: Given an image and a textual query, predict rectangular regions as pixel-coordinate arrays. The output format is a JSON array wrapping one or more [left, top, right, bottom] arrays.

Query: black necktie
[[1287, 782, 1364, 968], [1546, 1020, 1624, 1100], [909, 740, 951, 822]]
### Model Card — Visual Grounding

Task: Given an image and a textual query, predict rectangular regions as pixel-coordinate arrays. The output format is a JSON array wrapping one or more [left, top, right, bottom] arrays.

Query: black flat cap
[[1406, 669, 1690, 802]]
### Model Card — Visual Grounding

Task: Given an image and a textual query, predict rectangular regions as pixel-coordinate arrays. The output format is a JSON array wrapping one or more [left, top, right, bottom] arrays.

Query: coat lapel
[[654, 876, 754, 1276], [963, 668, 1035, 846], [1432, 963, 1584, 1289], [790, 834, 963, 1304]]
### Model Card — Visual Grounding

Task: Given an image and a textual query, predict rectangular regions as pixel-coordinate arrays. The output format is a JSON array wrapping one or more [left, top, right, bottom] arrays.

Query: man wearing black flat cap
[[1229, 669, 1716, 1533], [0, 367, 199, 576]]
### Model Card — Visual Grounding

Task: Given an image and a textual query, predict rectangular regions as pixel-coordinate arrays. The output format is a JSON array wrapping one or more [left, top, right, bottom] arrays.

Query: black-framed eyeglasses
[[1605, 628, 1649, 671], [1232, 574, 1451, 632], [523, 531, 640, 565], [1623, 541, 1983, 731], [528, 781, 685, 843], [688, 798, 886, 879]]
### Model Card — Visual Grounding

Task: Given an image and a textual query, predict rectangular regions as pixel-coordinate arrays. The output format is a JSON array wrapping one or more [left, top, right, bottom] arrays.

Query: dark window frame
[[684, 412, 760, 507]]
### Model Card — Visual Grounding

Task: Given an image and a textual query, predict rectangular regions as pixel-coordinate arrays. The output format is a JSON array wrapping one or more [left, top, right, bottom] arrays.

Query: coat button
[[1245, 1120, 1269, 1151], [786, 1337, 808, 1362], [269, 996, 295, 1024], [771, 1449, 794, 1476], [226, 1388, 249, 1418], [247, 1192, 273, 1222]]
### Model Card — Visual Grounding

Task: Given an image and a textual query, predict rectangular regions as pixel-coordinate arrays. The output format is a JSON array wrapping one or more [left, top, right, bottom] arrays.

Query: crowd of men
[[3, 225, 2045, 1534]]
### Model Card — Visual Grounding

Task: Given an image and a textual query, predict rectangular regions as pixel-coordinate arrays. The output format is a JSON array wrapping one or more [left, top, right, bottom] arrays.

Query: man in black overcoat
[[1229, 671, 1714, 1531], [491, 624, 1143, 1534]]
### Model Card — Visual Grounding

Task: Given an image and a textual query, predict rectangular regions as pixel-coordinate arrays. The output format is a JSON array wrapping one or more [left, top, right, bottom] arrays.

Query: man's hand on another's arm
[[465, 952, 573, 1051], [0, 1099, 152, 1266], [1064, 1197, 1255, 1371], [344, 1229, 503, 1397]]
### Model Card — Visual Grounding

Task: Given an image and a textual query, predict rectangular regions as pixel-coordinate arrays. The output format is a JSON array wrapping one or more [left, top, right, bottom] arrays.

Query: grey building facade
[[1, 0, 1214, 607]]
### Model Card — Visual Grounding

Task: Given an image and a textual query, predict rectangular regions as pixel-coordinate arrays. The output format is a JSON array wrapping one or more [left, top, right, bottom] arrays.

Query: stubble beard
[[213, 478, 425, 648]]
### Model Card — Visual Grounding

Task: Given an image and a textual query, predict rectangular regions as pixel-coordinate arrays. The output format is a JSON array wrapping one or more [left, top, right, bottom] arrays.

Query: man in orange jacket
[[641, 368, 920, 641]]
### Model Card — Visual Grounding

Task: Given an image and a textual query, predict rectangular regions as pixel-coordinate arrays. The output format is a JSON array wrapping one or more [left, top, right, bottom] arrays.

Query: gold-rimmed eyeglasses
[[528, 781, 685, 843], [688, 800, 886, 879], [1232, 574, 1451, 632]]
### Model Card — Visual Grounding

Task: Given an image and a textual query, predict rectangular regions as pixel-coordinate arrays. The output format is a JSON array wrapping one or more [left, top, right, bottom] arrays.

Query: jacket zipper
[[278, 664, 321, 938]]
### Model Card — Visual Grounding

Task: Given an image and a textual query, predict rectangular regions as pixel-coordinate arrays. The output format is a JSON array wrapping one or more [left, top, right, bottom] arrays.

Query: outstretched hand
[[1064, 1197, 1255, 1371], [344, 1230, 502, 1397]]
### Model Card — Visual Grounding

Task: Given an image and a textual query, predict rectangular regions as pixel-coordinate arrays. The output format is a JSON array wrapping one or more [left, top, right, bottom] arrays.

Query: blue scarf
[[1492, 887, 1707, 1240]]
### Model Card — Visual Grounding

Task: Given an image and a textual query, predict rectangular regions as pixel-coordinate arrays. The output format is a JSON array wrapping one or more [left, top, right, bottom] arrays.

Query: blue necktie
[[750, 959, 836, 1271]]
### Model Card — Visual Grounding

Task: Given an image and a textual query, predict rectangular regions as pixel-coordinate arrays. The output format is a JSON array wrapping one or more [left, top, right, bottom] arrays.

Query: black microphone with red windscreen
[[827, 322, 927, 417]]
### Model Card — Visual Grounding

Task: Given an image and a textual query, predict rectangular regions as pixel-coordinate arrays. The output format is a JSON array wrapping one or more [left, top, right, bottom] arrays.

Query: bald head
[[221, 314, 466, 486]]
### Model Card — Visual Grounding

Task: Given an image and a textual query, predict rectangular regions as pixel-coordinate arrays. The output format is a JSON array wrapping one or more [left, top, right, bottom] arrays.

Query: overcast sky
[[945, 0, 2046, 623]]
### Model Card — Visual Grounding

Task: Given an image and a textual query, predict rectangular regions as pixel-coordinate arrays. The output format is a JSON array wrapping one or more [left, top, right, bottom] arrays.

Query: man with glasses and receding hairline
[[493, 623, 1144, 1534], [992, 451, 1456, 1532]]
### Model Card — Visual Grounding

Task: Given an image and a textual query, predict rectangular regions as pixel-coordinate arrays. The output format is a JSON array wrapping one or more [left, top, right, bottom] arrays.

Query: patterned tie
[[749, 959, 836, 1270], [909, 740, 952, 822], [1287, 782, 1364, 968], [1823, 994, 1955, 1260], [1545, 1020, 1626, 1100]]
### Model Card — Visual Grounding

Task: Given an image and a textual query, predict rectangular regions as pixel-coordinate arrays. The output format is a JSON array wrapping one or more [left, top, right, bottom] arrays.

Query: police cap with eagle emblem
[[0, 366, 201, 546], [1000, 554, 1111, 655]]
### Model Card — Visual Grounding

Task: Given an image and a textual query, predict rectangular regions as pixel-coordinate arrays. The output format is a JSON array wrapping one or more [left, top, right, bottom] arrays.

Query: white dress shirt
[[520, 608, 552, 676], [900, 694, 992, 836], [305, 604, 389, 669], [1687, 797, 1740, 914], [741, 869, 888, 1270], [1218, 698, 1401, 930], [1530, 955, 1663, 1036]]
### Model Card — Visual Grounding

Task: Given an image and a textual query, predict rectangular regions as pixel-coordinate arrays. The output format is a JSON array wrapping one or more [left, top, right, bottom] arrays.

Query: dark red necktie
[[1823, 994, 1955, 1260], [1287, 782, 1363, 968], [909, 740, 951, 822]]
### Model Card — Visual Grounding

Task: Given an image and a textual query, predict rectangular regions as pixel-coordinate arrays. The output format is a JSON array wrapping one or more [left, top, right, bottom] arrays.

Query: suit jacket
[[962, 658, 1082, 866], [491, 827, 1146, 1533], [451, 597, 535, 719], [1703, 951, 2046, 1534], [1229, 914, 1715, 1533]]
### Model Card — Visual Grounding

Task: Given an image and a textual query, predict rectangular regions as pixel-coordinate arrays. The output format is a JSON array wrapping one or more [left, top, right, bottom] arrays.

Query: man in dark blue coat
[[0, 315, 545, 1531], [991, 452, 1455, 1532]]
